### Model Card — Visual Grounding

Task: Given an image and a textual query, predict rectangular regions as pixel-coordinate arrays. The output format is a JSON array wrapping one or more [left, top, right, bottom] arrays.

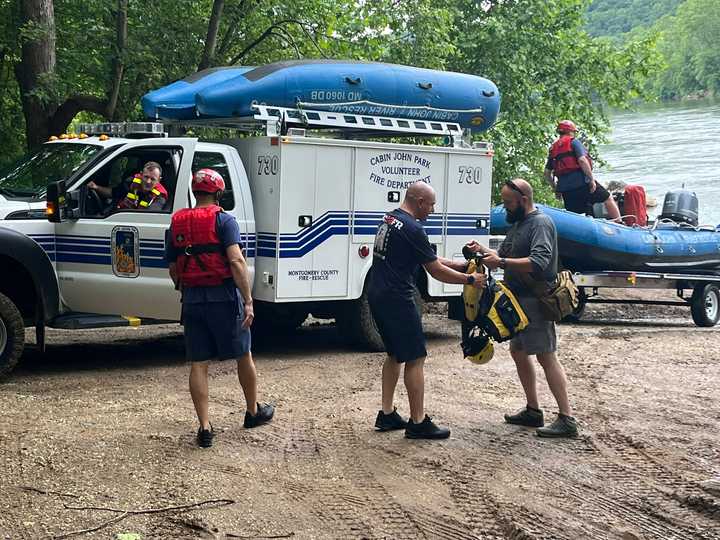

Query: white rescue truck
[[0, 108, 493, 378]]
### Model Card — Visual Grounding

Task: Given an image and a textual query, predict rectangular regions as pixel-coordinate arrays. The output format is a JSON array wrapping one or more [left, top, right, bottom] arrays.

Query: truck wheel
[[336, 287, 423, 352], [562, 287, 587, 323], [0, 292, 25, 380], [691, 284, 720, 327], [336, 288, 385, 352]]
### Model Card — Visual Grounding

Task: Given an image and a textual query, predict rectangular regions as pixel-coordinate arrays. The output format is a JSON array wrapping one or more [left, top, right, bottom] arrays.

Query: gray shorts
[[509, 295, 556, 355]]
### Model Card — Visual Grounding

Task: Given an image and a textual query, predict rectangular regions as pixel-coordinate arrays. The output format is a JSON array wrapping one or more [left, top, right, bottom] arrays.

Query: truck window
[[82, 147, 183, 216], [0, 142, 106, 200], [191, 151, 234, 210]]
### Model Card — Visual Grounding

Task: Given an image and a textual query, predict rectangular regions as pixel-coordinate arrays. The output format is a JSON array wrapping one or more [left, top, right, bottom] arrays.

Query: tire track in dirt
[[531, 433, 720, 539], [441, 428, 580, 540], [277, 417, 494, 539], [589, 433, 720, 534]]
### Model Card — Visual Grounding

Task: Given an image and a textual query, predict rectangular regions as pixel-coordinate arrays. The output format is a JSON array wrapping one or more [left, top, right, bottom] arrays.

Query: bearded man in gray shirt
[[466, 178, 578, 438]]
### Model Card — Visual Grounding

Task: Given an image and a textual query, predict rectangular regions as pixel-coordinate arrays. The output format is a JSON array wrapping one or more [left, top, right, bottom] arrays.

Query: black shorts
[[182, 301, 251, 362], [369, 293, 426, 363], [561, 182, 610, 215]]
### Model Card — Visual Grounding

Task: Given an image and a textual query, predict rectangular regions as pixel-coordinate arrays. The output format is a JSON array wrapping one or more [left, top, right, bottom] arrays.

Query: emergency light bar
[[76, 122, 166, 138]]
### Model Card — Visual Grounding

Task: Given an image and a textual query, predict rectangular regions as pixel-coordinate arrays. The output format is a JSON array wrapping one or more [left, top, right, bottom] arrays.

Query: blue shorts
[[369, 292, 426, 363], [181, 300, 251, 362]]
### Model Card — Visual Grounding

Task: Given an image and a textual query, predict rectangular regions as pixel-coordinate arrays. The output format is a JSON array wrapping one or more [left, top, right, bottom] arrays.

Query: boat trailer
[[569, 271, 720, 327]]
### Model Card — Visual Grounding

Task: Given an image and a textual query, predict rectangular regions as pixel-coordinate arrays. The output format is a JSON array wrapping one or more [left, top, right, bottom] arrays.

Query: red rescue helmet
[[192, 168, 225, 193], [557, 120, 577, 133]]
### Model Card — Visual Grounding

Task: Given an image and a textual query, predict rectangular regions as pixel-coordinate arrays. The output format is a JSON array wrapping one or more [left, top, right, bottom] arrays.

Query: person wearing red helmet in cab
[[165, 168, 274, 448], [544, 120, 620, 221]]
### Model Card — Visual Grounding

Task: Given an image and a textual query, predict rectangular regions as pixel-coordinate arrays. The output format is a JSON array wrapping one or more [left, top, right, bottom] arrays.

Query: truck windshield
[[0, 142, 104, 200]]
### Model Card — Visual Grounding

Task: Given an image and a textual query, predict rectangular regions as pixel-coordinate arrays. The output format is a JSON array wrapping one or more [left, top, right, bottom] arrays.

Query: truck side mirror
[[46, 180, 67, 223]]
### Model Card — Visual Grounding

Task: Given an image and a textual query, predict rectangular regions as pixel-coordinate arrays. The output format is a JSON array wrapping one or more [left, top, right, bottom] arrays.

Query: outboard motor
[[660, 190, 698, 226]]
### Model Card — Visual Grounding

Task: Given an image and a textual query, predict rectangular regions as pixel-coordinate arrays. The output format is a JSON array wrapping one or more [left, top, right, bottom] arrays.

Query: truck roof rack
[[164, 105, 471, 145], [251, 104, 464, 137]]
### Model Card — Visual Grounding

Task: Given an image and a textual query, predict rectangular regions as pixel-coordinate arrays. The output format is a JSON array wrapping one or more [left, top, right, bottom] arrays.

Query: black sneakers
[[375, 408, 408, 431], [405, 415, 450, 439], [536, 414, 578, 438], [504, 405, 544, 428], [244, 402, 275, 429], [196, 425, 214, 448]]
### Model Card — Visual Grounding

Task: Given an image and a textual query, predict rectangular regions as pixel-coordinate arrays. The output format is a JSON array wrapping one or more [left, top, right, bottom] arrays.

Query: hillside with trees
[[586, 0, 682, 37], [586, 0, 719, 100]]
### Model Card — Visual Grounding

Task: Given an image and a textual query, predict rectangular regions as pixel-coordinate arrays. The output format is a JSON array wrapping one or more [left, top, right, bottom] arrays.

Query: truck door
[[190, 146, 254, 284], [54, 138, 197, 320], [442, 150, 493, 294], [275, 140, 352, 299]]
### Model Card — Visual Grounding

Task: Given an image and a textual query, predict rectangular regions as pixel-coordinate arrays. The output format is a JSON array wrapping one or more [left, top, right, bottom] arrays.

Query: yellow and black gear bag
[[462, 258, 529, 343]]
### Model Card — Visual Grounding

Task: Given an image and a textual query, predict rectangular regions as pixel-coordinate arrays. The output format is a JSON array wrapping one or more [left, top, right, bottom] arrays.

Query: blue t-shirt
[[368, 208, 437, 299], [165, 211, 244, 303], [547, 138, 590, 192]]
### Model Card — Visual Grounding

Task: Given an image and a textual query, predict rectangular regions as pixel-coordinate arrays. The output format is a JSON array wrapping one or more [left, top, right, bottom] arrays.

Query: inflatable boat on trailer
[[490, 202, 720, 274], [142, 60, 501, 132]]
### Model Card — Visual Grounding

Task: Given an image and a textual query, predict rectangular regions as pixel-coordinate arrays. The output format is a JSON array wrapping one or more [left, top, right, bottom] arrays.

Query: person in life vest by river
[[165, 168, 274, 448], [544, 120, 620, 221], [88, 161, 168, 211]]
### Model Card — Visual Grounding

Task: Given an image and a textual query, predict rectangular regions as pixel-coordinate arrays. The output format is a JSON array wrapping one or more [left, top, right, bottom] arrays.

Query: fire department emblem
[[111, 226, 140, 278]]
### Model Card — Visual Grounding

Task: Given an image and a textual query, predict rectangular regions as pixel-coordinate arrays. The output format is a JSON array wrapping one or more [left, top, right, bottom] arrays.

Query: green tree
[[444, 0, 662, 203], [652, 0, 720, 98]]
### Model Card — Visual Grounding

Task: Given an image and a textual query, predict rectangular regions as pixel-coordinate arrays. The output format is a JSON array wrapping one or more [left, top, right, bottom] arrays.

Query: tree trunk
[[198, 0, 225, 71], [107, 0, 128, 120], [15, 0, 57, 149]]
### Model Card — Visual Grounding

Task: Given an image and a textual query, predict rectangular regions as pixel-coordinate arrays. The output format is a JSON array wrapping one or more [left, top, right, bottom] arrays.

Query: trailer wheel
[[690, 284, 720, 327], [0, 292, 25, 380], [561, 287, 587, 323]]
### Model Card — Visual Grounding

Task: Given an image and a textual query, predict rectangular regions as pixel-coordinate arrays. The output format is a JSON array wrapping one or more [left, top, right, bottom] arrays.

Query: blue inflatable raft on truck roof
[[142, 60, 501, 132]]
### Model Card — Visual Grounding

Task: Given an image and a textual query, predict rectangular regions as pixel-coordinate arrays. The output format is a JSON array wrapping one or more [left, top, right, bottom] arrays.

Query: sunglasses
[[505, 180, 527, 197]]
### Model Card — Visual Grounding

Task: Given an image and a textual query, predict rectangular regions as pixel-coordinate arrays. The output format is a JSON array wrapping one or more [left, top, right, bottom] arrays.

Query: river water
[[595, 99, 720, 226]]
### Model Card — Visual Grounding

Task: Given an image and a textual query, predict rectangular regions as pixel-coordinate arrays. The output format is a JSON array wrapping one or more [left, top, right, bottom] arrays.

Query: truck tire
[[336, 287, 424, 352], [0, 292, 24, 380], [691, 283, 720, 327], [335, 288, 385, 351]]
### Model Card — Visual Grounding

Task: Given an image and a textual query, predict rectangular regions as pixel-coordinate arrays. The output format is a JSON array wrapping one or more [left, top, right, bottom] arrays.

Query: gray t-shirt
[[498, 208, 558, 296]]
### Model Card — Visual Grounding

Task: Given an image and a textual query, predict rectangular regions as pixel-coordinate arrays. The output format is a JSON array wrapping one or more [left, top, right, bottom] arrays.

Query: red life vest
[[117, 174, 168, 209], [549, 135, 592, 176], [171, 205, 232, 287]]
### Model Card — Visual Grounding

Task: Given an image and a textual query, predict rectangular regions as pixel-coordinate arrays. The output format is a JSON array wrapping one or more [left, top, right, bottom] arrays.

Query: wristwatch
[[466, 274, 475, 285], [499, 258, 507, 269]]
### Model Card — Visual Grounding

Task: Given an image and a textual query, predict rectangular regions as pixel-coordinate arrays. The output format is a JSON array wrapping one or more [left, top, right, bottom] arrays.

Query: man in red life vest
[[88, 161, 168, 211], [165, 168, 274, 448], [544, 120, 620, 221]]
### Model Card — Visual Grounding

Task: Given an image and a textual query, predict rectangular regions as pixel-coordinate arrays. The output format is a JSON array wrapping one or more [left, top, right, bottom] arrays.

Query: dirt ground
[[1, 290, 719, 540]]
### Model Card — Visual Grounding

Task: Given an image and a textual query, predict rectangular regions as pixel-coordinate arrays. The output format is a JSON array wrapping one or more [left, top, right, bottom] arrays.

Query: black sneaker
[[536, 414, 578, 438], [504, 406, 544, 427], [375, 408, 408, 431], [244, 402, 275, 429], [405, 415, 450, 439], [196, 425, 214, 448]]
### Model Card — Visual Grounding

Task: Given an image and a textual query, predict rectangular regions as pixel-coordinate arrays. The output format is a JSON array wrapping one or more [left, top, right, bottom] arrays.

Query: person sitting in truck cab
[[88, 161, 168, 211]]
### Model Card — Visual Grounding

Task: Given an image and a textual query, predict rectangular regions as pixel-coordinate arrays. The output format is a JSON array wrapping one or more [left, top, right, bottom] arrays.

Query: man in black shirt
[[466, 178, 578, 438], [369, 181, 485, 440]]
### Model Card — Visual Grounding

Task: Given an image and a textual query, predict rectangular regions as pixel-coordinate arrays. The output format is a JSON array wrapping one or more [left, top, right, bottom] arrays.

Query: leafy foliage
[[444, 0, 661, 203], [1, 0, 660, 203], [585, 0, 682, 38]]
